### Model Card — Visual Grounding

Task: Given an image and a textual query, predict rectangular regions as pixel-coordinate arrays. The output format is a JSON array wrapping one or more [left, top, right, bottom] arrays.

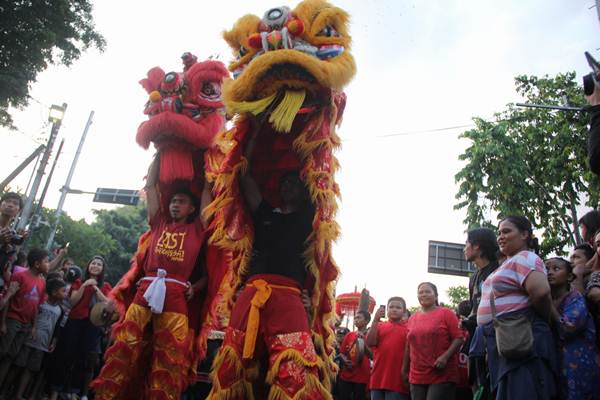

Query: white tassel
[[143, 268, 167, 314]]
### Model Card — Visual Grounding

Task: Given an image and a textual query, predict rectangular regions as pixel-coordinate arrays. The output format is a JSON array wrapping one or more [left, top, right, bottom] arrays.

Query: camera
[[583, 51, 600, 96], [64, 265, 82, 283], [7, 230, 24, 246]]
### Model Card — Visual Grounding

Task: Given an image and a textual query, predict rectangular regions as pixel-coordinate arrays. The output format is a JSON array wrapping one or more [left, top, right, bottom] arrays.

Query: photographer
[[0, 193, 24, 283], [586, 74, 600, 175]]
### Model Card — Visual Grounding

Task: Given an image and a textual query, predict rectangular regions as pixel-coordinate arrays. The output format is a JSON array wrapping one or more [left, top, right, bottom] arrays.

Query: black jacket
[[587, 104, 600, 175]]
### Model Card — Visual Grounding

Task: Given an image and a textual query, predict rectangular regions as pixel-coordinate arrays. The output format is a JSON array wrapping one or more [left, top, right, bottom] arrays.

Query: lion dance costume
[[92, 54, 230, 400], [205, 1, 355, 398]]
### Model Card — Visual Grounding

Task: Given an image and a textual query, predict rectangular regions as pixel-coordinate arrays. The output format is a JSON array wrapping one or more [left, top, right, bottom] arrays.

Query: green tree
[[1, 0, 105, 127], [91, 204, 148, 284], [446, 285, 469, 309], [407, 305, 420, 315], [24, 204, 147, 285], [27, 208, 117, 272], [455, 72, 600, 256]]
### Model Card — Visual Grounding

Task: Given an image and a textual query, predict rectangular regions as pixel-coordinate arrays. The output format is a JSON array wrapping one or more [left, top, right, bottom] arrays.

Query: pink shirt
[[477, 250, 546, 326]]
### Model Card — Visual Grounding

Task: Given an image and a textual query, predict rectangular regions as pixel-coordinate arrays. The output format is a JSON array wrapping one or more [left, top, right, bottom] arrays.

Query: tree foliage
[[446, 285, 469, 309], [92, 204, 148, 284], [25, 204, 147, 285], [26, 208, 117, 275], [0, 0, 105, 127], [455, 72, 600, 256]]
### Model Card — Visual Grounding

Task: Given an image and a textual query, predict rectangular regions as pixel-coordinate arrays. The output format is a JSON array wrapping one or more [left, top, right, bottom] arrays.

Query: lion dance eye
[[239, 45, 248, 57], [202, 82, 216, 96], [317, 25, 339, 37]]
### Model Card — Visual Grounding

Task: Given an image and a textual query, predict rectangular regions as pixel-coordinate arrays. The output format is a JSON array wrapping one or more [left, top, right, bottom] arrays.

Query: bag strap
[[488, 277, 497, 319]]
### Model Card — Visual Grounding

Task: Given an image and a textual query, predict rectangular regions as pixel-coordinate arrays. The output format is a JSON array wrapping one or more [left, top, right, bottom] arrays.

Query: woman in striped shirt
[[476, 216, 557, 400]]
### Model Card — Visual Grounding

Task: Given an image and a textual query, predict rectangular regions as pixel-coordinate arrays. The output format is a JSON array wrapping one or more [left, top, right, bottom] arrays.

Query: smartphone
[[379, 304, 386, 314]]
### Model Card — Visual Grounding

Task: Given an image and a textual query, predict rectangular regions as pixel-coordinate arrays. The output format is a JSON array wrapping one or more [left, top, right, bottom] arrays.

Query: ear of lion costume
[[206, 1, 355, 398], [92, 54, 230, 400]]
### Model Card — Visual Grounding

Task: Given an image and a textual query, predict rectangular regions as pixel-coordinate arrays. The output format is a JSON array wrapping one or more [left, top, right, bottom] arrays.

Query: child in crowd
[[338, 310, 372, 400], [546, 257, 600, 400], [332, 326, 350, 399], [13, 278, 67, 399], [367, 297, 410, 400], [0, 248, 48, 391], [569, 243, 594, 294], [455, 301, 473, 400]]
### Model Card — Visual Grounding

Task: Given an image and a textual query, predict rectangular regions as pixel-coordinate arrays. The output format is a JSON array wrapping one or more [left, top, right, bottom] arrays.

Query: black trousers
[[338, 378, 367, 400]]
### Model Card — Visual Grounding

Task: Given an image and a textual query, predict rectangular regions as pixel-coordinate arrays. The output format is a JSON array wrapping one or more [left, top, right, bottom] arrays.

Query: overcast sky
[[2, 0, 599, 308]]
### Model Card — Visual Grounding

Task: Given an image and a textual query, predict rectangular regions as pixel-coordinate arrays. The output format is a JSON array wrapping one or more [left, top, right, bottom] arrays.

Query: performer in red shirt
[[403, 282, 464, 400], [94, 156, 210, 400], [338, 310, 371, 400], [367, 297, 410, 400]]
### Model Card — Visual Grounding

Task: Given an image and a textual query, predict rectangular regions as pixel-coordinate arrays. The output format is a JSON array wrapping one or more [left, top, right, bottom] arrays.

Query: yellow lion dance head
[[221, 0, 355, 131]]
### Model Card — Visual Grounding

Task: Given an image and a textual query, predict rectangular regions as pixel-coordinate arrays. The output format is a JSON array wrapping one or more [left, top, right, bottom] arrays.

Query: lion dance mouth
[[205, 0, 355, 396]]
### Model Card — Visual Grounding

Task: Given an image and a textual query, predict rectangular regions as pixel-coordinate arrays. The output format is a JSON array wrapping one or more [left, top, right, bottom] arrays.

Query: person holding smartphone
[[367, 298, 410, 400]]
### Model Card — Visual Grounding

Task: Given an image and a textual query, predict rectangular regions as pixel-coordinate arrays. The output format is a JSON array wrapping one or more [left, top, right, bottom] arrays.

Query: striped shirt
[[476, 250, 546, 326]]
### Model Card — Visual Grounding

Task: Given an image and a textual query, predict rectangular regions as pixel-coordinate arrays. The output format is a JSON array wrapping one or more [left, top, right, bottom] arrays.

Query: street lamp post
[[17, 103, 67, 231], [46, 110, 94, 250]]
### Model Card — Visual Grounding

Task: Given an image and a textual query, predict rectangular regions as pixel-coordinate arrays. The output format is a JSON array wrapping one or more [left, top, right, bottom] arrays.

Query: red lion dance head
[[137, 53, 229, 204]]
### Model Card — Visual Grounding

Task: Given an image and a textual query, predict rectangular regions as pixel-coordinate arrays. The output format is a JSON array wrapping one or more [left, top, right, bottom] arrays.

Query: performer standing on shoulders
[[93, 154, 210, 400], [208, 120, 331, 399]]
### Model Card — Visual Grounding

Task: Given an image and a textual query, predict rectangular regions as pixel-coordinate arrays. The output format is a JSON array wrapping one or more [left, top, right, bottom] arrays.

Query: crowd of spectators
[[330, 215, 600, 400], [0, 192, 112, 400]]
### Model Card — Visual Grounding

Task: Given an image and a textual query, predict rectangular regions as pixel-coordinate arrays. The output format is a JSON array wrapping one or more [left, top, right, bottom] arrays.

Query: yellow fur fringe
[[268, 373, 332, 400], [268, 90, 306, 133], [208, 345, 255, 400], [225, 93, 277, 116], [265, 348, 322, 384]]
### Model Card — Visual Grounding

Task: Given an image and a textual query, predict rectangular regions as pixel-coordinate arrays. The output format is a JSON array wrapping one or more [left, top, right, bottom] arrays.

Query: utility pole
[[17, 103, 67, 231], [29, 139, 65, 231], [0, 145, 45, 193], [46, 110, 94, 250]]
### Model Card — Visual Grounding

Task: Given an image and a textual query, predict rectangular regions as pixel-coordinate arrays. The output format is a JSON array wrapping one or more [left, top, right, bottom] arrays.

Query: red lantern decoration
[[335, 289, 376, 316]]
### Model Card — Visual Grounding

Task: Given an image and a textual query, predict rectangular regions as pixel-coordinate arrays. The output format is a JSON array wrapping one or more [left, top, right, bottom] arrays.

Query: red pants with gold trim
[[92, 302, 193, 400], [208, 274, 331, 400]]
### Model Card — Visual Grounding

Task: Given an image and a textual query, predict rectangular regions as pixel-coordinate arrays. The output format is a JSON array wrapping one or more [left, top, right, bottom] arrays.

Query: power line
[[374, 123, 474, 138]]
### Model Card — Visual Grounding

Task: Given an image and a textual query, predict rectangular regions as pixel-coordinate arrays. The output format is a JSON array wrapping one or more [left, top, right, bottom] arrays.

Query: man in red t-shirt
[[367, 297, 410, 400], [94, 156, 210, 400], [338, 310, 372, 400], [0, 248, 48, 390]]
